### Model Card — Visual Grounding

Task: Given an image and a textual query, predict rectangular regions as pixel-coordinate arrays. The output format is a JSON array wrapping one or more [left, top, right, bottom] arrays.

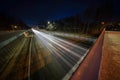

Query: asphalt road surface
[[0, 29, 94, 80]]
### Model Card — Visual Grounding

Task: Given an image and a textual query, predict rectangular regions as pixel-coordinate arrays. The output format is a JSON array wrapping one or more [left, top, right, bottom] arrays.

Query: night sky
[[0, 0, 120, 26]]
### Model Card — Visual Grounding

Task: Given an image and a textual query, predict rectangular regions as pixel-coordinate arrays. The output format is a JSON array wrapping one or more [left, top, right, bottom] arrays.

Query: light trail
[[40, 31, 96, 42], [32, 29, 85, 58], [32, 29, 87, 51], [33, 29, 89, 51], [32, 29, 90, 77]]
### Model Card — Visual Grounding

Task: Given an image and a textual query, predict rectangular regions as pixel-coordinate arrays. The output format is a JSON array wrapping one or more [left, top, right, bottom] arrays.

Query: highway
[[0, 29, 95, 80]]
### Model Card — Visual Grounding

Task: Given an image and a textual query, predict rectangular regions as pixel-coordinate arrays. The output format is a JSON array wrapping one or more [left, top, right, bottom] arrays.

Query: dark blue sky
[[0, 0, 119, 26]]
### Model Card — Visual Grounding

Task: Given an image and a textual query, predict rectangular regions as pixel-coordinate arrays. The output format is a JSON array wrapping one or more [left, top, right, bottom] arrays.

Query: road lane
[[0, 36, 27, 80], [0, 29, 94, 80], [28, 29, 90, 80]]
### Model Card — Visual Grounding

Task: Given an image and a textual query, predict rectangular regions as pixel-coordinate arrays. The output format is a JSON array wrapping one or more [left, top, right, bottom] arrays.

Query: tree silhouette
[[0, 12, 29, 31], [83, 7, 94, 34]]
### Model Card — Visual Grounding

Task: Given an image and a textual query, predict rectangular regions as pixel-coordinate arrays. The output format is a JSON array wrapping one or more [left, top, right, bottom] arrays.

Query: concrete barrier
[[0, 30, 31, 49], [0, 33, 23, 49], [70, 29, 105, 80]]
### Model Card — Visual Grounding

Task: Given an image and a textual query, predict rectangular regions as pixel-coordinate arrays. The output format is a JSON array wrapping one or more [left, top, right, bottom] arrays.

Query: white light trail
[[32, 29, 89, 68]]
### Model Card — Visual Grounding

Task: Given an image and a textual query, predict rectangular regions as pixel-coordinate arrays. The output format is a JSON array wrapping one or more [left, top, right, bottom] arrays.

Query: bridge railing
[[69, 28, 105, 80]]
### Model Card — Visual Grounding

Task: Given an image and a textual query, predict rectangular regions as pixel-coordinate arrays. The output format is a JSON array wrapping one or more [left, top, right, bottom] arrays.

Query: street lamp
[[48, 21, 50, 24], [14, 26, 17, 29]]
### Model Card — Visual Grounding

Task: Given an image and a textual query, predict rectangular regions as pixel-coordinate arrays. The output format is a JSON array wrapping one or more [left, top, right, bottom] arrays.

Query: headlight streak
[[32, 29, 89, 67], [34, 29, 88, 51], [48, 43, 77, 67], [31, 29, 94, 80], [32, 29, 84, 58], [45, 31, 96, 42], [33, 29, 88, 51], [35, 36, 74, 68], [33, 33, 74, 68]]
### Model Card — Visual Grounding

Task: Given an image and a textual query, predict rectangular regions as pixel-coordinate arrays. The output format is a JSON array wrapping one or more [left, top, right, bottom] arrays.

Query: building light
[[101, 21, 105, 25]]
